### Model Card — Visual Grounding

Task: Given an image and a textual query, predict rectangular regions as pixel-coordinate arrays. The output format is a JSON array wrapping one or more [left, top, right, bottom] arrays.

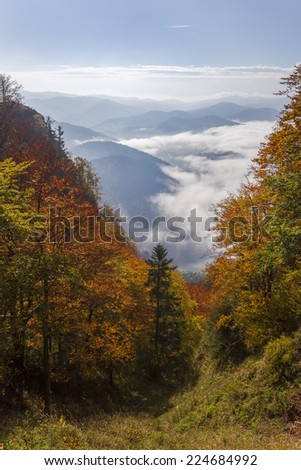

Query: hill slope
[[73, 140, 177, 220], [56, 121, 111, 150]]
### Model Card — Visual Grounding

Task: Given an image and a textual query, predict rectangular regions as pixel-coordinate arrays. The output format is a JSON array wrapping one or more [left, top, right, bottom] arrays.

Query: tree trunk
[[43, 275, 51, 414], [154, 269, 161, 355], [43, 331, 51, 414]]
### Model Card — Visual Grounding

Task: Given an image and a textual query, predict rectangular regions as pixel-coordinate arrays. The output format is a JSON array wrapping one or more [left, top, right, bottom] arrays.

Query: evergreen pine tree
[[147, 244, 184, 368]]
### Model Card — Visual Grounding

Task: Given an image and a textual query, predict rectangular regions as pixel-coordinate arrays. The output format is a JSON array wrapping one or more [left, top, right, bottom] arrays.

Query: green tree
[[0, 158, 36, 405], [147, 244, 185, 372], [206, 65, 301, 355]]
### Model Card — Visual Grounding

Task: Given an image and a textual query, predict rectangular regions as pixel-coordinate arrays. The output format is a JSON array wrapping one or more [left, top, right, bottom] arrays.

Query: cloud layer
[[122, 121, 274, 161], [122, 121, 275, 269], [11, 65, 291, 100]]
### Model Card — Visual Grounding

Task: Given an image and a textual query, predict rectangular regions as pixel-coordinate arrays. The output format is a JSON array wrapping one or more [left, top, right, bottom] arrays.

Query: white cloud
[[166, 24, 197, 29], [122, 121, 275, 269], [121, 121, 275, 162], [10, 64, 292, 100]]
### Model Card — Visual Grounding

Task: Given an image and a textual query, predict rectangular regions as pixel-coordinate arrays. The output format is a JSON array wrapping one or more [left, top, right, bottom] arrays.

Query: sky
[[1, 0, 300, 99], [1, 0, 297, 268]]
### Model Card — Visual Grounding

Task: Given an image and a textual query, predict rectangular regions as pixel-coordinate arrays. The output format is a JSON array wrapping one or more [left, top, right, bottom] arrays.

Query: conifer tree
[[147, 244, 184, 365]]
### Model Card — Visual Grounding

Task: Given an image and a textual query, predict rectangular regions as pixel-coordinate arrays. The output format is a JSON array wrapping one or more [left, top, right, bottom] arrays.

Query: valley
[[24, 92, 278, 269]]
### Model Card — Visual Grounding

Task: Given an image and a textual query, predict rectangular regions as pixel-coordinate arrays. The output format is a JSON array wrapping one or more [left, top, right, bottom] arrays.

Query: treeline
[[208, 66, 301, 356], [200, 65, 301, 394], [0, 75, 201, 414]]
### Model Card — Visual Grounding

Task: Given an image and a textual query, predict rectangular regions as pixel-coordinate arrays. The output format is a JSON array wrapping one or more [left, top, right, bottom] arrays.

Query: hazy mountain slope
[[66, 100, 142, 127], [155, 116, 239, 135], [228, 107, 279, 121], [96, 112, 240, 139], [56, 122, 110, 150], [25, 96, 143, 127], [72, 140, 166, 164], [183, 101, 279, 120], [94, 102, 277, 139], [24, 92, 279, 140], [93, 110, 172, 135], [73, 140, 177, 220], [92, 154, 176, 219], [190, 102, 246, 118]]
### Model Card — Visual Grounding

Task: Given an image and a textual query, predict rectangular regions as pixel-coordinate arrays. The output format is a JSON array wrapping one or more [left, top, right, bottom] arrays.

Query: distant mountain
[[25, 95, 143, 128], [72, 140, 166, 163], [23, 91, 78, 100], [189, 102, 246, 118], [92, 155, 176, 220], [23, 90, 193, 112], [23, 92, 196, 128], [93, 111, 169, 138], [228, 107, 279, 122], [56, 122, 110, 150], [95, 111, 240, 139], [73, 140, 177, 220], [94, 102, 278, 139], [24, 92, 279, 139], [186, 102, 279, 121], [155, 116, 239, 135], [66, 100, 142, 128]]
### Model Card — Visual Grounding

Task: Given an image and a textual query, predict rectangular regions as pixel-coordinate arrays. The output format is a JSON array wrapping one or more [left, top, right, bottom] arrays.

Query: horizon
[[16, 82, 278, 271], [11, 64, 295, 101], [2, 0, 300, 269], [2, 0, 300, 100]]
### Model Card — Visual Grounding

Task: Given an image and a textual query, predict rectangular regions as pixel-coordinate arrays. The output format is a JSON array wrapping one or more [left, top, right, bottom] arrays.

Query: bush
[[263, 336, 295, 385]]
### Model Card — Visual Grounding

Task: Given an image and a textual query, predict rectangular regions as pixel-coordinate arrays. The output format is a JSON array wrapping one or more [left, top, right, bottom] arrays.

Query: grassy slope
[[1, 355, 301, 449]]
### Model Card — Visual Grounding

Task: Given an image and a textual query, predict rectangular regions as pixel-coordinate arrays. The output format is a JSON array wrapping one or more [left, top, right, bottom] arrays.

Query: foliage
[[205, 65, 301, 355], [0, 76, 195, 415], [146, 244, 200, 381]]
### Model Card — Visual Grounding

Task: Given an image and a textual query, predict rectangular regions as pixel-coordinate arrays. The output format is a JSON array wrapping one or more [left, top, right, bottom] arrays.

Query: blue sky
[[1, 0, 300, 98]]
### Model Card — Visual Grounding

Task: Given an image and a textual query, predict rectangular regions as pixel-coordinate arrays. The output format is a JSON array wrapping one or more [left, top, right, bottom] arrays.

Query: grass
[[1, 352, 301, 450], [1, 410, 300, 450]]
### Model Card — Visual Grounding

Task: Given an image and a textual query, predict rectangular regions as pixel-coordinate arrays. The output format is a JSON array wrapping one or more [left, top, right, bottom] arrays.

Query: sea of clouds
[[121, 121, 275, 270]]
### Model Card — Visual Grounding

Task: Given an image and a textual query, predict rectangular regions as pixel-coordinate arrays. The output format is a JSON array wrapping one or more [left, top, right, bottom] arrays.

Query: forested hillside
[[1, 66, 301, 450], [0, 74, 200, 414]]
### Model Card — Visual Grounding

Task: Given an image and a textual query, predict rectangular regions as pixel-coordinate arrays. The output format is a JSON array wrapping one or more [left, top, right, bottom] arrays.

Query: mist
[[121, 121, 275, 270]]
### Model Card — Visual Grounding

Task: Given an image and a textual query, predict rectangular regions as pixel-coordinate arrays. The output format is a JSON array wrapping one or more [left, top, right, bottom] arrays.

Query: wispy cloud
[[24, 64, 291, 78], [166, 24, 197, 29], [11, 64, 293, 100]]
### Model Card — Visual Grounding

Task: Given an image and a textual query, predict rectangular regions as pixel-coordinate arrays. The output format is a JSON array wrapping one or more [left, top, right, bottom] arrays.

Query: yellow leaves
[[59, 416, 67, 427], [204, 130, 295, 351], [56, 238, 153, 372], [215, 314, 232, 330]]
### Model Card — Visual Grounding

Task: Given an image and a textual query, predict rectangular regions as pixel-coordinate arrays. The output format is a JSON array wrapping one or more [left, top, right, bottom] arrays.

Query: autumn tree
[[0, 75, 202, 414], [205, 65, 301, 356], [0, 159, 37, 404]]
